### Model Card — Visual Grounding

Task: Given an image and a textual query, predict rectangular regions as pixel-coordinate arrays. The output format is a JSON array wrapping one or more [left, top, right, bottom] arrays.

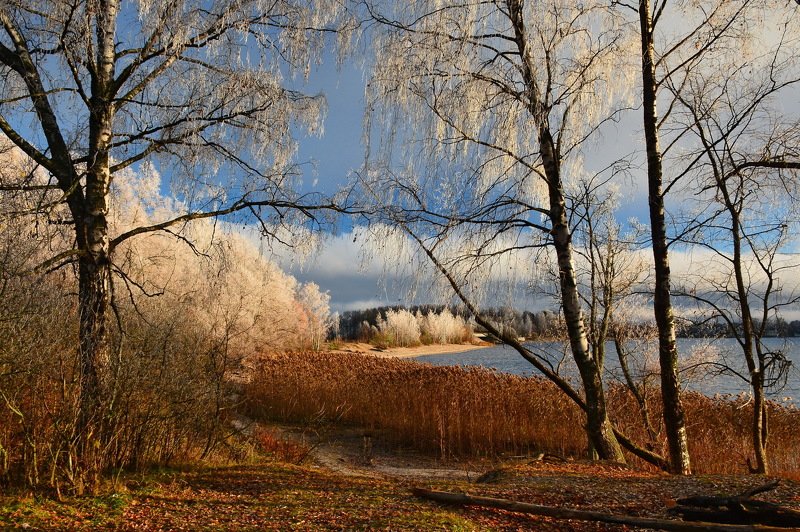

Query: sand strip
[[331, 342, 491, 359]]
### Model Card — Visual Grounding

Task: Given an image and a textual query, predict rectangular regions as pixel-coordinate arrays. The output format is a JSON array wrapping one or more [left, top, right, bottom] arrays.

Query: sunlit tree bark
[[568, 177, 663, 452], [624, 0, 798, 475], [635, 0, 692, 475]]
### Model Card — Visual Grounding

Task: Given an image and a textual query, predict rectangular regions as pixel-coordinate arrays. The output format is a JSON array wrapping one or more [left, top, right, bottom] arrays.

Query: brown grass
[[243, 351, 585, 459], [606, 386, 800, 475], [242, 351, 800, 476], [251, 427, 313, 464]]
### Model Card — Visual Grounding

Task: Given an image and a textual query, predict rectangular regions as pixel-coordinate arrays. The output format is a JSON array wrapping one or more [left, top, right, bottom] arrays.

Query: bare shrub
[[0, 160, 332, 490], [252, 427, 312, 464], [0, 272, 78, 488]]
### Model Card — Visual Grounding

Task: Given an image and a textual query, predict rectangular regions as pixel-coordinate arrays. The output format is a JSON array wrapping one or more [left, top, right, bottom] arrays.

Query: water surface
[[415, 338, 800, 406]]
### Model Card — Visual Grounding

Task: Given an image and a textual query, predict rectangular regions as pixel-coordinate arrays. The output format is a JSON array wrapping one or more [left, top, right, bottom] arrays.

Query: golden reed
[[243, 351, 800, 476]]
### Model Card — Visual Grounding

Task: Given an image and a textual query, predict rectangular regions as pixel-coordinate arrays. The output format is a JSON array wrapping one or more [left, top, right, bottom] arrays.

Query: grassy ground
[[3, 450, 800, 531], [1, 461, 474, 531]]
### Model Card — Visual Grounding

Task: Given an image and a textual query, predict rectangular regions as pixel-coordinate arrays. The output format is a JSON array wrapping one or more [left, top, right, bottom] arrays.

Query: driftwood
[[669, 481, 800, 528], [411, 487, 796, 532]]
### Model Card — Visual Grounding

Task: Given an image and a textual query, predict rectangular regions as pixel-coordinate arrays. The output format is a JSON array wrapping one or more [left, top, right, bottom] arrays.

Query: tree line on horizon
[[338, 305, 562, 343], [340, 305, 800, 342]]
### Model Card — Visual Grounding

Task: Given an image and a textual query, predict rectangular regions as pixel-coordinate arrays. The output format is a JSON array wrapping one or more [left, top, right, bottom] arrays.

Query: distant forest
[[679, 317, 800, 339], [339, 306, 800, 342], [339, 305, 564, 342]]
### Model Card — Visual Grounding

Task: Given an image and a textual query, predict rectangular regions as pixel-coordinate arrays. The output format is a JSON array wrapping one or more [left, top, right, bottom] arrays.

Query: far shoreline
[[330, 341, 492, 359]]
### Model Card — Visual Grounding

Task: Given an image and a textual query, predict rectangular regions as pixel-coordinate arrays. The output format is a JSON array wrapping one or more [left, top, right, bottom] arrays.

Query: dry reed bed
[[243, 351, 800, 475]]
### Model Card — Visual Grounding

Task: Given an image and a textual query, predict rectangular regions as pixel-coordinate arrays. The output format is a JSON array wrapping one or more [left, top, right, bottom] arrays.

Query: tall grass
[[606, 386, 800, 475], [243, 351, 800, 475], [244, 352, 585, 459]]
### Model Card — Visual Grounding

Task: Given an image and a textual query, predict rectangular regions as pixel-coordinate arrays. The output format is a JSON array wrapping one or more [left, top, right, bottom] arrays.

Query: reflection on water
[[415, 337, 800, 406]]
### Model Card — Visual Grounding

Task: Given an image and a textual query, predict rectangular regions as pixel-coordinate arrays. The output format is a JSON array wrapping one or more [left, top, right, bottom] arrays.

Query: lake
[[415, 337, 800, 406]]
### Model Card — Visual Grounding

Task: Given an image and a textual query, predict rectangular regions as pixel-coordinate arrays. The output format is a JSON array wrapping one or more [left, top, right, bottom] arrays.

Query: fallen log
[[677, 480, 781, 508], [669, 481, 800, 528], [411, 487, 794, 532]]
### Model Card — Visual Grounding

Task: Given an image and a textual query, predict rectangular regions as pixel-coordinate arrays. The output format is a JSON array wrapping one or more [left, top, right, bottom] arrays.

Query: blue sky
[[292, 58, 366, 197], [280, 57, 404, 310], [3, 5, 797, 315]]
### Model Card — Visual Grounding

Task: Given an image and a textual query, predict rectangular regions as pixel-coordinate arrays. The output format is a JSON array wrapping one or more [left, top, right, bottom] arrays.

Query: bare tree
[[569, 176, 646, 374], [610, 0, 782, 474], [1, 140, 346, 488], [666, 13, 800, 473], [566, 174, 674, 456], [567, 174, 667, 443], [358, 0, 675, 465], [0, 0, 351, 486], [629, 0, 691, 475]]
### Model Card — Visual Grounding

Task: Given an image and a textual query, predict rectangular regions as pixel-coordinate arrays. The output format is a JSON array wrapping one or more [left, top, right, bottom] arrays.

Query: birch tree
[[359, 0, 652, 464], [570, 177, 647, 376], [615, 0, 800, 474], [630, 0, 690, 475], [298, 282, 333, 351], [610, 0, 761, 474], [567, 176, 666, 454], [0, 0, 351, 482]]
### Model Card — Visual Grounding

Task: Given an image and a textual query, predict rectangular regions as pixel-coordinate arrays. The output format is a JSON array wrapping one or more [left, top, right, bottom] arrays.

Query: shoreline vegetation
[[4, 344, 800, 528], [245, 350, 800, 477]]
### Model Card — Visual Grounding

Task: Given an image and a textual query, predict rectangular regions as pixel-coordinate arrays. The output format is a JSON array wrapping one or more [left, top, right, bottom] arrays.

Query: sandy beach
[[331, 341, 491, 359]]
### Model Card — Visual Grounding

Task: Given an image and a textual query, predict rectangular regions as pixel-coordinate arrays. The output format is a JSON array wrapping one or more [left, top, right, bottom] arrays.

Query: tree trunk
[[542, 129, 624, 463], [412, 487, 792, 531], [751, 380, 768, 474], [74, 0, 119, 488], [731, 215, 768, 474], [638, 0, 691, 475], [729, 206, 768, 474], [77, 252, 111, 424], [73, 113, 114, 492], [504, 0, 624, 463]]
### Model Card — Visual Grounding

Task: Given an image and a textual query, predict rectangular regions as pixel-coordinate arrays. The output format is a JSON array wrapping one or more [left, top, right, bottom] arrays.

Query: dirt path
[[272, 423, 486, 481]]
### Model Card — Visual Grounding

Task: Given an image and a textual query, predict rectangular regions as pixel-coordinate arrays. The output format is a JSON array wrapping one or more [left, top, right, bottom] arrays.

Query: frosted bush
[[108, 167, 325, 360], [419, 309, 470, 344], [377, 309, 421, 347], [298, 282, 333, 351]]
